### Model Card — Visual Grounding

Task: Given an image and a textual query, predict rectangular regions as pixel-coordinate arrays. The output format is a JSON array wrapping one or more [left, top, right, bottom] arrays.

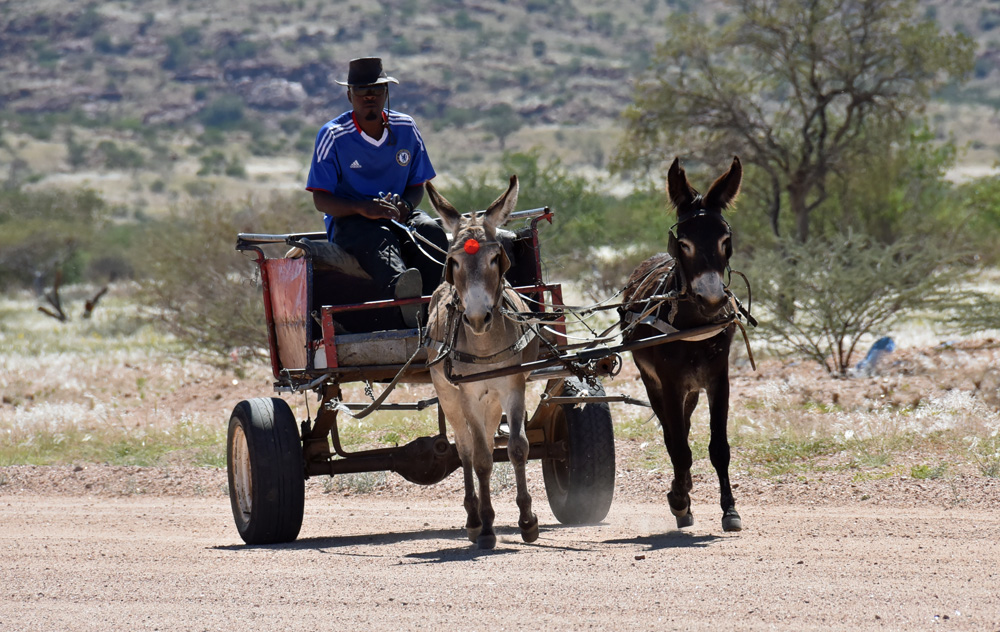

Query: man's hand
[[366, 192, 410, 222], [310, 189, 410, 222], [358, 197, 400, 221]]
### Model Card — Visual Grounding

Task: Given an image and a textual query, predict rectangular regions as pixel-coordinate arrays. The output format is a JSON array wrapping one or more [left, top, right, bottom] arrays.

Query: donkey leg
[[454, 435, 482, 542], [708, 376, 741, 532], [440, 395, 482, 543], [505, 390, 537, 543], [459, 404, 498, 550], [473, 443, 497, 549], [647, 383, 696, 528], [460, 459, 482, 542]]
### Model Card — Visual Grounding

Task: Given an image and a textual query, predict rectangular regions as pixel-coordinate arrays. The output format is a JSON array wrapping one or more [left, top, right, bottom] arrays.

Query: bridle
[[443, 236, 509, 312], [425, 233, 534, 373], [620, 205, 756, 363]]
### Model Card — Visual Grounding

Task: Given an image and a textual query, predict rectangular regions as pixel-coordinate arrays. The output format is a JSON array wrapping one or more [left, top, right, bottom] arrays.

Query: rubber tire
[[227, 397, 305, 545], [542, 379, 616, 524]]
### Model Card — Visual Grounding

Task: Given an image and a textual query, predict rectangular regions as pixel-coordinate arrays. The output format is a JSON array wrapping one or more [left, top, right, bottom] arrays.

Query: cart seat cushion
[[285, 240, 371, 279]]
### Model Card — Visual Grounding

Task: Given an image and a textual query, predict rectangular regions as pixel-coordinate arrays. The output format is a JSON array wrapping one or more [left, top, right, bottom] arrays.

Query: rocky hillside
[[1, 0, 999, 203]]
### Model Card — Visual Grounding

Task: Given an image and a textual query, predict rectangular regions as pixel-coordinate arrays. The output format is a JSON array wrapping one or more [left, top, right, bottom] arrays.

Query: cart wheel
[[227, 397, 305, 544], [542, 379, 616, 524]]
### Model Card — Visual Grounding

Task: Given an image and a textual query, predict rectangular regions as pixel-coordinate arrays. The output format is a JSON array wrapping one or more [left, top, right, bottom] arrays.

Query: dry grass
[[603, 337, 1000, 481], [2, 287, 234, 467], [3, 288, 999, 483]]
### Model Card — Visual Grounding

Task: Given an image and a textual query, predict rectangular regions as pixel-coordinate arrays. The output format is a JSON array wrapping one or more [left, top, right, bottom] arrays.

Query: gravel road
[[2, 467, 998, 631]]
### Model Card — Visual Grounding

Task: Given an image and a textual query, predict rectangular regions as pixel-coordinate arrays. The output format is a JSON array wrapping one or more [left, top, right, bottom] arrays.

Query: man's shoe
[[394, 268, 423, 328]]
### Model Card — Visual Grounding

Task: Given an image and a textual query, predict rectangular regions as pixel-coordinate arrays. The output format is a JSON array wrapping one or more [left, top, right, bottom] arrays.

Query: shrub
[[73, 6, 104, 38], [93, 32, 131, 55], [212, 34, 262, 64], [136, 192, 317, 361], [66, 132, 89, 169], [96, 140, 145, 171], [161, 36, 195, 71], [747, 233, 978, 375], [197, 151, 245, 178], [0, 187, 111, 289], [198, 95, 246, 131], [279, 117, 303, 135]]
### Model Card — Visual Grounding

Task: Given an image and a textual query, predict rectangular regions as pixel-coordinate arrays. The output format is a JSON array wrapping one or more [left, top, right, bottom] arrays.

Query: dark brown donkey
[[620, 156, 744, 532]]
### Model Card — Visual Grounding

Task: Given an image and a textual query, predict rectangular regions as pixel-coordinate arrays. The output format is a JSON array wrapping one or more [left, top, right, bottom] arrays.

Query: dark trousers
[[331, 210, 448, 296]]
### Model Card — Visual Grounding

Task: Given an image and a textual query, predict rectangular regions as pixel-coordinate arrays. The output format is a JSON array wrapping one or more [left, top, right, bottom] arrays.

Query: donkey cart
[[230, 208, 622, 545]]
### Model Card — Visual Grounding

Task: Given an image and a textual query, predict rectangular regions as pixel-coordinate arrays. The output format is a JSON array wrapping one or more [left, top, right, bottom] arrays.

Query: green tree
[[198, 95, 246, 131], [197, 151, 246, 178], [161, 36, 194, 72], [815, 124, 958, 245], [65, 131, 89, 170], [97, 141, 145, 171], [438, 151, 670, 281], [615, 0, 974, 242], [481, 104, 523, 151], [952, 176, 1000, 266]]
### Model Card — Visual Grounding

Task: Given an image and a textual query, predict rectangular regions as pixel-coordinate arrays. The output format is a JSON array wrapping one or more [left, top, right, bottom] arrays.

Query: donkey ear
[[704, 156, 742, 210], [667, 157, 697, 210], [425, 179, 463, 235], [483, 175, 519, 233]]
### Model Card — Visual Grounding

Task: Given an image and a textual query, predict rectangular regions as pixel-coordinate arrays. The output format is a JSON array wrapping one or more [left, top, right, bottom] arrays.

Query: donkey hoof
[[476, 533, 497, 550], [467, 526, 482, 543], [520, 518, 539, 543], [722, 509, 742, 532], [671, 501, 694, 528], [675, 511, 695, 529]]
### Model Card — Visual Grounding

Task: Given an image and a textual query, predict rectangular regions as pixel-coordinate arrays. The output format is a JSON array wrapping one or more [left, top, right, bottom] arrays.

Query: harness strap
[[390, 218, 448, 266], [425, 325, 534, 365], [331, 342, 426, 420], [621, 309, 732, 342], [424, 286, 536, 366], [735, 318, 757, 371]]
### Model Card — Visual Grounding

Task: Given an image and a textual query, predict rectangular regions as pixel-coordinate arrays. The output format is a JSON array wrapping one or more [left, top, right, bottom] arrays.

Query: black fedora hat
[[335, 57, 399, 87]]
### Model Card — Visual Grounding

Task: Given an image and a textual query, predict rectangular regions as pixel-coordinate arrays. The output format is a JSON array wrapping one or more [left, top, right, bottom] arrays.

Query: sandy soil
[[1, 462, 999, 632], [3, 336, 1000, 630]]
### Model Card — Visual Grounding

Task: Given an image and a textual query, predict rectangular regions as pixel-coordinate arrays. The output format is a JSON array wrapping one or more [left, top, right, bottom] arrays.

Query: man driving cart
[[305, 56, 448, 328]]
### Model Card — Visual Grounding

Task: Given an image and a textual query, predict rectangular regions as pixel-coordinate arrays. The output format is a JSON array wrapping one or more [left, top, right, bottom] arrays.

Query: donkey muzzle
[[690, 270, 728, 314], [462, 310, 494, 334]]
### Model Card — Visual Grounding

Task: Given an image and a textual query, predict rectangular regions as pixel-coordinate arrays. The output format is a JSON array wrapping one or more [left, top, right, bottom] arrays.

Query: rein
[[390, 218, 449, 266]]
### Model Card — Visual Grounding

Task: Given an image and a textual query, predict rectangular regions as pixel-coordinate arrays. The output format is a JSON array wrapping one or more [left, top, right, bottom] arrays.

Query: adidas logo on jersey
[[349, 160, 362, 169]]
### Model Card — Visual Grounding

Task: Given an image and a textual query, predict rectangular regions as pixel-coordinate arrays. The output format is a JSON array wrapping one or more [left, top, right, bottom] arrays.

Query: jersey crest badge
[[395, 149, 411, 167]]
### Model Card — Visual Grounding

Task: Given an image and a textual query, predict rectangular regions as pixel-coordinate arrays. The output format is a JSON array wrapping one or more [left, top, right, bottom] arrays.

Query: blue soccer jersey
[[306, 110, 436, 239]]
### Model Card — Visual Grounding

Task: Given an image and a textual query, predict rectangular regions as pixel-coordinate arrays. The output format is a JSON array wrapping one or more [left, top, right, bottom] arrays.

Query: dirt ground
[[1, 462, 999, 631], [2, 339, 1000, 630]]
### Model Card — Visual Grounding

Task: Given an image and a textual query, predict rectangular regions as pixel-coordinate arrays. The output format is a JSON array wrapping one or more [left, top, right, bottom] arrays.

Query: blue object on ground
[[854, 336, 896, 376]]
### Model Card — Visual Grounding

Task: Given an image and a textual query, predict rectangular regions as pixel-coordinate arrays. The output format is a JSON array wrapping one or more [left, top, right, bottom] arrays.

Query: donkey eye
[[721, 237, 732, 257], [679, 239, 694, 256], [490, 253, 501, 266]]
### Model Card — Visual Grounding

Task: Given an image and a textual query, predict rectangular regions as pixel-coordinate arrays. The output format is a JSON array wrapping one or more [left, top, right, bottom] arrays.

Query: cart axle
[[307, 437, 567, 483]]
